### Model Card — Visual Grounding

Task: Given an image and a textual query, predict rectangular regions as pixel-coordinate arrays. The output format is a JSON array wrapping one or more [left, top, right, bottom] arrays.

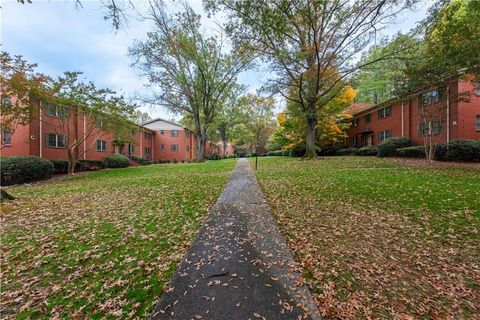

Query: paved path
[[150, 159, 321, 320]]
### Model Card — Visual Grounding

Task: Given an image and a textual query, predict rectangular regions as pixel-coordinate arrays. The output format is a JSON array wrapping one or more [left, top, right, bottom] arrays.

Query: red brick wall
[[346, 80, 479, 148], [152, 129, 194, 162], [457, 81, 480, 140]]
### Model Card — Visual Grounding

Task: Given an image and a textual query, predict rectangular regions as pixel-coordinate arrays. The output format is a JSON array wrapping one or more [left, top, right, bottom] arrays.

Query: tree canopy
[[205, 0, 414, 158], [129, 1, 252, 160]]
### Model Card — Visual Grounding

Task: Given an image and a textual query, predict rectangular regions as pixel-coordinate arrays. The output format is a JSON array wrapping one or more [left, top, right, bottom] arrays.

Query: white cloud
[[1, 0, 431, 120]]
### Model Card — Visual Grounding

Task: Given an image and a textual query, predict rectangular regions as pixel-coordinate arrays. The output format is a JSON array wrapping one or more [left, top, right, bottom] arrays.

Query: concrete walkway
[[150, 159, 321, 320]]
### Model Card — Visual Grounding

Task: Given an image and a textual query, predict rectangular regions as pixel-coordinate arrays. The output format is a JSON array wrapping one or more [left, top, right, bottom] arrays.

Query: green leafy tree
[[132, 110, 152, 125], [40, 72, 137, 174], [352, 35, 420, 104], [1, 52, 48, 144], [210, 85, 246, 155], [272, 86, 356, 154], [234, 94, 276, 154], [205, 0, 413, 158], [395, 0, 480, 161], [129, 1, 252, 160]]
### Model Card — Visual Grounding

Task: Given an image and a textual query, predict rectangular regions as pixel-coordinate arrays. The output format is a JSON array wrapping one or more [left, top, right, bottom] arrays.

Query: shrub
[[206, 154, 222, 160], [396, 146, 426, 158], [336, 148, 358, 156], [79, 160, 105, 170], [270, 150, 284, 156], [131, 156, 151, 165], [435, 139, 480, 162], [377, 137, 414, 157], [281, 150, 290, 156], [51, 160, 69, 174], [318, 143, 345, 156], [104, 154, 129, 168], [318, 148, 337, 156], [357, 146, 378, 156], [0, 156, 54, 185], [289, 144, 306, 157]]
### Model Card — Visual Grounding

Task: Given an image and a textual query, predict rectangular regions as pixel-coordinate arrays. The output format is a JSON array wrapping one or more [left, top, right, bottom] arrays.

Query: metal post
[[255, 144, 258, 171]]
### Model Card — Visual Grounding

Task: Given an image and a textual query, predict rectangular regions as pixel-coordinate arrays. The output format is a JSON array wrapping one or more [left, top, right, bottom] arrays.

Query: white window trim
[[46, 133, 65, 148], [96, 140, 107, 152]]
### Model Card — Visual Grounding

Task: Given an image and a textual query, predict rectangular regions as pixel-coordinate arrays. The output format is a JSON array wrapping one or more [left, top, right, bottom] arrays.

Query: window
[[128, 144, 135, 155], [171, 130, 179, 137], [144, 147, 151, 157], [160, 144, 164, 150], [477, 115, 480, 131], [44, 102, 68, 118], [379, 130, 392, 142], [96, 140, 107, 151], [171, 144, 179, 152], [95, 119, 104, 128], [144, 132, 152, 140], [476, 83, 480, 96], [352, 118, 359, 127], [351, 136, 358, 147], [378, 106, 392, 119], [46, 133, 65, 148], [364, 113, 371, 124], [160, 130, 165, 135], [185, 131, 190, 138], [421, 90, 440, 106], [419, 120, 442, 136], [432, 120, 442, 135], [186, 145, 190, 152], [2, 130, 12, 145], [1, 96, 12, 108]]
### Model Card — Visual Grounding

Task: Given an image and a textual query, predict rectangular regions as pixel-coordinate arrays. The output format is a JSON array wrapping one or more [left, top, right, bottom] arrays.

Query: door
[[365, 134, 373, 146]]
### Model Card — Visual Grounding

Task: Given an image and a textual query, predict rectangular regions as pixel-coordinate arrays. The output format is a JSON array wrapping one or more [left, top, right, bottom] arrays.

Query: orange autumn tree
[[271, 86, 356, 156]]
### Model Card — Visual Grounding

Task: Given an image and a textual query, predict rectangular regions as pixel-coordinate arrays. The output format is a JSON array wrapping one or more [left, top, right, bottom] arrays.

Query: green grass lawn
[[251, 156, 480, 319], [1, 160, 236, 319]]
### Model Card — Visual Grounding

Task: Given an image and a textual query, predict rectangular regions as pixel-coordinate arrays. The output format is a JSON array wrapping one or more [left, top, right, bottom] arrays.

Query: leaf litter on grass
[[0, 160, 236, 319], [253, 156, 480, 319]]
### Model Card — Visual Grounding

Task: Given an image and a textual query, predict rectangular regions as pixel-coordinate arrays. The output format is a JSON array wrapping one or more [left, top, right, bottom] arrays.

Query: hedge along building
[[345, 80, 480, 148]]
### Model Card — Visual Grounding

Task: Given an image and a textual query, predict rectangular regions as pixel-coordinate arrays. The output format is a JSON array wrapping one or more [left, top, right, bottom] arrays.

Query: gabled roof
[[346, 96, 400, 117], [344, 103, 372, 115], [141, 117, 194, 132]]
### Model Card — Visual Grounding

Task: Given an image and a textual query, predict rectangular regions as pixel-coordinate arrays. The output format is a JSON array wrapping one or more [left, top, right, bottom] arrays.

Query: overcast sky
[[1, 0, 432, 119]]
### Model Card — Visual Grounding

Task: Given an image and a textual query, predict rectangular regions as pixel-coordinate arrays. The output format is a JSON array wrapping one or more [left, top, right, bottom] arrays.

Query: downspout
[[401, 101, 404, 137], [140, 131, 143, 157], [83, 114, 86, 160], [446, 84, 450, 143], [39, 107, 43, 158], [151, 132, 155, 160]]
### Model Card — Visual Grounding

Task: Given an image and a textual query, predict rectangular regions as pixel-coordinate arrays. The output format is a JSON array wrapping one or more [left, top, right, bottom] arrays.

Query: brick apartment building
[[142, 118, 197, 162], [345, 80, 480, 147], [0, 99, 226, 162]]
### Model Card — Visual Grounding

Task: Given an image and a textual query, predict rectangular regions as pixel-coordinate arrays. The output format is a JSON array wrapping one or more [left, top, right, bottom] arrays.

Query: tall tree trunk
[[222, 139, 227, 156], [196, 133, 205, 161], [304, 108, 317, 159], [67, 147, 78, 175]]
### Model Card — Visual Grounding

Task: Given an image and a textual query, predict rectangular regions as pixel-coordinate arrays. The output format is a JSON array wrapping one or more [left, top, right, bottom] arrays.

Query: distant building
[[142, 118, 197, 162], [345, 80, 480, 147]]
